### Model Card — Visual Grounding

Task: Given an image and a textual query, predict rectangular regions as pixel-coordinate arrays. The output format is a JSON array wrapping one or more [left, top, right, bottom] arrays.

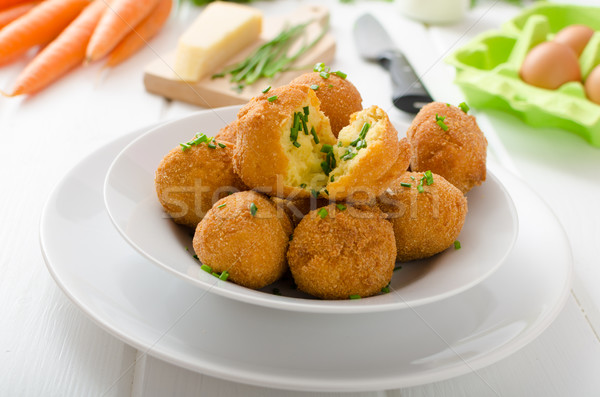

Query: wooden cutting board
[[143, 5, 336, 108]]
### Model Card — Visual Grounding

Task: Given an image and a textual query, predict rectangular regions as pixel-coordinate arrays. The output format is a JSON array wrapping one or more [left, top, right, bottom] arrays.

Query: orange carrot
[[0, 1, 38, 30], [105, 0, 171, 67], [10, 1, 107, 95], [0, 0, 90, 65], [0, 0, 31, 8], [86, 0, 160, 62]]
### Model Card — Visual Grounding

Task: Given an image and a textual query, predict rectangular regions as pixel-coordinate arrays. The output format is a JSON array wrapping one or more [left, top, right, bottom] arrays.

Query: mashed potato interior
[[280, 100, 336, 191], [329, 107, 386, 182]]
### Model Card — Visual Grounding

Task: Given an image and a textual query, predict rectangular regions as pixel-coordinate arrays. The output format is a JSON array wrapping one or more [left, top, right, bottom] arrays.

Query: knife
[[353, 14, 433, 114]]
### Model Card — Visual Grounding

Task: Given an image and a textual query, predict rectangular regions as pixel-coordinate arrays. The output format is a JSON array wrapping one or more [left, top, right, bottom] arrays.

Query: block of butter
[[174, 2, 263, 82]]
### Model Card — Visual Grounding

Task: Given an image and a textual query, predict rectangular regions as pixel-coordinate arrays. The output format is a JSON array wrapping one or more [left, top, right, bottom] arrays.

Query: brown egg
[[585, 64, 600, 105], [554, 24, 595, 56], [520, 41, 581, 90]]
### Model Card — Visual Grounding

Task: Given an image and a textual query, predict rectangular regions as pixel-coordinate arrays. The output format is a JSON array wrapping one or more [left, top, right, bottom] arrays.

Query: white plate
[[103, 107, 518, 313], [41, 126, 571, 392]]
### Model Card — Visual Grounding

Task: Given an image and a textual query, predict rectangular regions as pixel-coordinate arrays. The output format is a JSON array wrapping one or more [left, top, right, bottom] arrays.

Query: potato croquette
[[378, 172, 467, 262], [326, 105, 411, 203], [287, 204, 396, 299], [407, 102, 487, 194], [155, 138, 245, 228], [215, 120, 238, 143], [193, 191, 292, 289], [233, 84, 337, 198], [290, 72, 363, 137]]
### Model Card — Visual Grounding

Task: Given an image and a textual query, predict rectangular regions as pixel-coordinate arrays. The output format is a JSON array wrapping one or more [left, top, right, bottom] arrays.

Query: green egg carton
[[446, 3, 600, 147]]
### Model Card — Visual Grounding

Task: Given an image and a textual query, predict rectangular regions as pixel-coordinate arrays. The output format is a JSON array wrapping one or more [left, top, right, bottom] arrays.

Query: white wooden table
[[2, 0, 600, 395]]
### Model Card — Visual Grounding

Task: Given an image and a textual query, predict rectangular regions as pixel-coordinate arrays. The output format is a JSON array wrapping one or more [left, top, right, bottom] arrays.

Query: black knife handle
[[378, 50, 433, 114]]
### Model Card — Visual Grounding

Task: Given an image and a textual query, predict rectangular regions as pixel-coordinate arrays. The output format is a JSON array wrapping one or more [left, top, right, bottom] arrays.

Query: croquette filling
[[281, 105, 385, 192], [328, 108, 385, 182], [280, 101, 336, 191]]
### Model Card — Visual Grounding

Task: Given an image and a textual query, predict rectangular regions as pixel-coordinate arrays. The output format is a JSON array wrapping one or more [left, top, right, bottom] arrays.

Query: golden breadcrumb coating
[[407, 102, 487, 193], [326, 105, 411, 203], [290, 72, 363, 137], [287, 204, 396, 299], [378, 172, 467, 261], [193, 191, 292, 289], [233, 84, 336, 198], [155, 140, 245, 228]]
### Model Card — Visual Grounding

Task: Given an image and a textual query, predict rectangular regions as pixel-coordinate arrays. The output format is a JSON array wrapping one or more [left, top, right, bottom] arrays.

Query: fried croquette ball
[[378, 172, 467, 262], [155, 139, 245, 228], [326, 105, 411, 203], [233, 84, 337, 198], [215, 120, 238, 143], [287, 204, 396, 300], [290, 72, 363, 137], [407, 102, 487, 194], [193, 191, 292, 289]]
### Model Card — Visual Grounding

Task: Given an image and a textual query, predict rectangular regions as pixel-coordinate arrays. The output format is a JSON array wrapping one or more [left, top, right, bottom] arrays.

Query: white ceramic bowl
[[104, 106, 518, 313]]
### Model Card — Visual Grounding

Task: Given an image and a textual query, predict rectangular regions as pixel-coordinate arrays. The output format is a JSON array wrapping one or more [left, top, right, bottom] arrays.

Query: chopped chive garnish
[[417, 185, 424, 193], [321, 161, 331, 175], [336, 203, 346, 211], [454, 240, 461, 250], [310, 127, 319, 144], [435, 113, 449, 131], [393, 265, 403, 271], [273, 288, 282, 296], [219, 271, 229, 281], [193, 254, 198, 260], [303, 106, 309, 116], [334, 70, 347, 79], [323, 189, 329, 195], [310, 84, 319, 90], [180, 132, 212, 151], [317, 207, 328, 219], [341, 151, 357, 161], [290, 127, 298, 142], [180, 143, 191, 150], [458, 102, 470, 113], [381, 285, 390, 293], [217, 203, 227, 208], [207, 142, 216, 149], [300, 183, 307, 188], [250, 203, 257, 216], [212, 272, 219, 277], [424, 170, 434, 185], [349, 294, 361, 300], [330, 175, 335, 182], [218, 142, 227, 148], [311, 189, 319, 198], [446, 103, 451, 107], [267, 95, 278, 102], [233, 84, 244, 93], [410, 176, 416, 180], [211, 73, 225, 79], [293, 141, 301, 148], [313, 62, 325, 72], [400, 182, 412, 187], [328, 84, 333, 88], [201, 264, 212, 273], [262, 86, 271, 93], [320, 144, 333, 153], [301, 118, 309, 135], [319, 71, 330, 79], [350, 122, 370, 147]]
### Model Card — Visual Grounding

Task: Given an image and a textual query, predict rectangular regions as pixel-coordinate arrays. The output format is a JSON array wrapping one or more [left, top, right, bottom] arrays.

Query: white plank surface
[[1, 0, 599, 396]]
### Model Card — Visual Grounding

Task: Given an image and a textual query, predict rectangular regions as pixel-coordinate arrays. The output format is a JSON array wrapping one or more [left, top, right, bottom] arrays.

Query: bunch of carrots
[[0, 0, 172, 96]]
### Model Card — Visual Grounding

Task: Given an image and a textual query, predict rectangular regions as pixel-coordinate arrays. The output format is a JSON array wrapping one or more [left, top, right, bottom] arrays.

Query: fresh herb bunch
[[213, 20, 328, 89]]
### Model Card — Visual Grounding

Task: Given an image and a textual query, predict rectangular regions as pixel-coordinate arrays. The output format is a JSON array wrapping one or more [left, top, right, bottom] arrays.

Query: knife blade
[[353, 14, 433, 114]]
